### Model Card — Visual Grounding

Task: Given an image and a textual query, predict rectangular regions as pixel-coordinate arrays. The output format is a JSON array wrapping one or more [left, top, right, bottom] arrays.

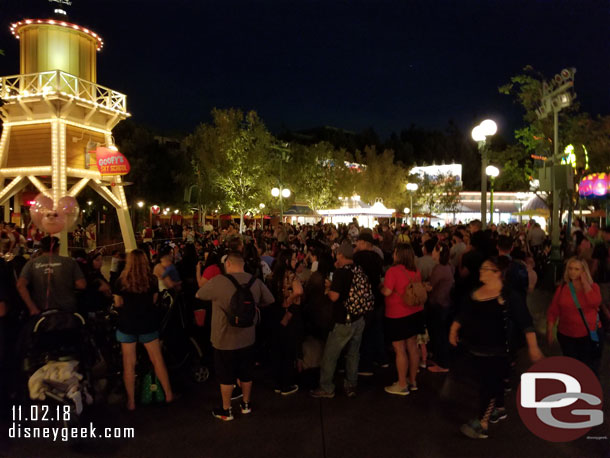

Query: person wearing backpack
[[196, 251, 274, 421], [380, 244, 426, 395], [310, 241, 374, 399]]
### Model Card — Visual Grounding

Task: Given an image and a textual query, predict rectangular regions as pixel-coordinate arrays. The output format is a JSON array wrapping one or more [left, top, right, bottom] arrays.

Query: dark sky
[[1, 0, 609, 140]]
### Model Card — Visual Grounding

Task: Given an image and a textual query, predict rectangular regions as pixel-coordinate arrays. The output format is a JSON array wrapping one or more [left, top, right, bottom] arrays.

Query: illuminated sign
[[93, 146, 130, 176]]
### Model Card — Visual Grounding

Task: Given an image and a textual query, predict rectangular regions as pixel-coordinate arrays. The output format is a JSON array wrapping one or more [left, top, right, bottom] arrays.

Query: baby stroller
[[158, 289, 209, 383], [20, 309, 95, 427]]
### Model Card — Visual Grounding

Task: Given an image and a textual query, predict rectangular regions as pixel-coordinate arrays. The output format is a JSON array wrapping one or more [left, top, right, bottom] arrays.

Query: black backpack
[[224, 274, 258, 327]]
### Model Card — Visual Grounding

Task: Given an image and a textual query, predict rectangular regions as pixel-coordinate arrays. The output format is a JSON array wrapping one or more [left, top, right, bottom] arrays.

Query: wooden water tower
[[0, 5, 136, 252]]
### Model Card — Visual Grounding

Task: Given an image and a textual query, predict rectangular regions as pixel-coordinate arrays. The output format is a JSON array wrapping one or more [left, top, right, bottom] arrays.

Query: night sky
[[1, 0, 609, 140]]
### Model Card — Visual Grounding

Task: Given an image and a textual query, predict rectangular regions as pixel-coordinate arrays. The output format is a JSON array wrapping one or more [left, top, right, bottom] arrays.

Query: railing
[[0, 70, 127, 113]]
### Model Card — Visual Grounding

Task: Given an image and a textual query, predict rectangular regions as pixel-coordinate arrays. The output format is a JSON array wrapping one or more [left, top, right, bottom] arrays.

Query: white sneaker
[[384, 382, 410, 396]]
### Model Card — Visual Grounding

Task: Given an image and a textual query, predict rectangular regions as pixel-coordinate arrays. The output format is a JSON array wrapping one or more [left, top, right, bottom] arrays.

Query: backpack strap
[[224, 274, 242, 289], [224, 273, 257, 289]]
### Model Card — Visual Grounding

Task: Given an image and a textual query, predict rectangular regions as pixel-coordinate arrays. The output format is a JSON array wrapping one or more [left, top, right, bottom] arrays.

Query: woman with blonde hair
[[547, 256, 603, 374], [114, 249, 174, 410]]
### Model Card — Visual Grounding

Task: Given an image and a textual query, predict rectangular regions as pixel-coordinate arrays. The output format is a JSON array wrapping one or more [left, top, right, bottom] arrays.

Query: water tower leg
[[52, 121, 69, 256], [111, 179, 136, 252]]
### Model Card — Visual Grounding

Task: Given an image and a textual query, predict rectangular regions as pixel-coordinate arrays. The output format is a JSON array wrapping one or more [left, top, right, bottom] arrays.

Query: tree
[[285, 142, 348, 213], [187, 108, 275, 232], [411, 172, 462, 218], [354, 146, 408, 209], [113, 120, 187, 209]]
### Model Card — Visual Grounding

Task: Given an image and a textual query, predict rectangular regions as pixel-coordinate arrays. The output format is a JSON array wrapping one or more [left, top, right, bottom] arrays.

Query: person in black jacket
[[449, 256, 543, 440], [354, 230, 387, 374]]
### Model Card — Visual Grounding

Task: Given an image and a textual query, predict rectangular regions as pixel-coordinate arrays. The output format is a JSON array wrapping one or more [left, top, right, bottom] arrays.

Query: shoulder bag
[[568, 281, 602, 356]]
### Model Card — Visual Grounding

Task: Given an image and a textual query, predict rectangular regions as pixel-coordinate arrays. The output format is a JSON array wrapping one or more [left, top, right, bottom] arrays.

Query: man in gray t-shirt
[[196, 251, 273, 421], [17, 237, 86, 315]]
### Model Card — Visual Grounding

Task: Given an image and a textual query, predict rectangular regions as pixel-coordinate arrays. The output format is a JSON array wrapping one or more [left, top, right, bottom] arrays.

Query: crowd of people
[[1, 217, 608, 439]]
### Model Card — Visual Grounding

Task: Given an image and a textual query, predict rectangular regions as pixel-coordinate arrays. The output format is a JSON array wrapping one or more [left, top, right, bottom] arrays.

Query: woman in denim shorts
[[113, 249, 174, 410]]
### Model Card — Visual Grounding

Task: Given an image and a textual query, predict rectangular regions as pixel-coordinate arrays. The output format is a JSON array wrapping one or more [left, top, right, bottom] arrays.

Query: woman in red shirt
[[381, 244, 424, 395], [547, 257, 602, 373]]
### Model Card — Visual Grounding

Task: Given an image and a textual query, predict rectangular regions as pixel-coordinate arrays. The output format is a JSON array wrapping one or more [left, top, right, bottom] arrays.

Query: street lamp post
[[403, 207, 410, 225], [406, 183, 418, 226], [472, 119, 497, 229], [485, 165, 500, 224], [272, 187, 291, 223], [536, 68, 576, 262], [259, 203, 265, 229], [516, 192, 527, 226]]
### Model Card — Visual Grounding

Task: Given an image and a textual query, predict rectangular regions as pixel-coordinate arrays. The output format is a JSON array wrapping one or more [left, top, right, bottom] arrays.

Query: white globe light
[[281, 188, 291, 198], [486, 165, 500, 178], [403, 207, 410, 214], [259, 203, 265, 209], [271, 187, 280, 197], [480, 119, 498, 136], [471, 125, 486, 142], [137, 201, 144, 208], [406, 183, 418, 191]]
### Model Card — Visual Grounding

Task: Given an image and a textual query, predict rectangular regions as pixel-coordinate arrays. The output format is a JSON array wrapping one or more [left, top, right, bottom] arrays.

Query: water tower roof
[[10, 19, 103, 51]]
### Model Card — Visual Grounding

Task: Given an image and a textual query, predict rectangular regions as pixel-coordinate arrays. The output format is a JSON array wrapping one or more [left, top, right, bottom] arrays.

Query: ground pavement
[[2, 290, 609, 458]]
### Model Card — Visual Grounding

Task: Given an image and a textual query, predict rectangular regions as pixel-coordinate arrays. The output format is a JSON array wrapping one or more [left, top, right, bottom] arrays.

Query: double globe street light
[[472, 119, 497, 229], [271, 187, 291, 222]]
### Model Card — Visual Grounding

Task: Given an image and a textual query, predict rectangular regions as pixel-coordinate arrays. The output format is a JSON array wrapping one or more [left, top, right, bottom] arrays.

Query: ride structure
[[0, 4, 136, 253]]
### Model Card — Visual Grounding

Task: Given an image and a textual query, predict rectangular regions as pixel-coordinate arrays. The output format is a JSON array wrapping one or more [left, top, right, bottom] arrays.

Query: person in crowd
[[450, 231, 467, 269], [17, 236, 86, 315], [380, 244, 425, 395], [109, 250, 126, 286], [86, 224, 97, 252], [196, 252, 274, 421], [450, 256, 543, 439], [196, 250, 223, 287], [381, 224, 395, 265], [527, 223, 545, 257], [547, 256, 603, 374], [311, 241, 371, 399], [269, 249, 304, 395], [426, 242, 454, 372], [416, 238, 437, 282], [83, 251, 113, 313], [113, 249, 174, 410], [354, 230, 387, 375], [155, 250, 181, 291]]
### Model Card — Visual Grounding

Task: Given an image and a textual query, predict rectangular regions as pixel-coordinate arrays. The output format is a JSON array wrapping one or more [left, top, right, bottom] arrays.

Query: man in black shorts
[[196, 252, 274, 421]]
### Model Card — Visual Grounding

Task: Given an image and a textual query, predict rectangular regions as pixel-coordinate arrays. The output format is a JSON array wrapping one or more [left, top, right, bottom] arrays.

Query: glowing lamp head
[[403, 207, 410, 214], [259, 203, 265, 209], [471, 125, 486, 142], [271, 187, 280, 197], [406, 183, 418, 192], [480, 119, 498, 136], [137, 201, 144, 208], [486, 165, 500, 178], [281, 188, 291, 198]]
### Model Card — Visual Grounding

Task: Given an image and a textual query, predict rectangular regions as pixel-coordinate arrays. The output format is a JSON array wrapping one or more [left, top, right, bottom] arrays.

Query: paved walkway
[[3, 290, 609, 458]]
